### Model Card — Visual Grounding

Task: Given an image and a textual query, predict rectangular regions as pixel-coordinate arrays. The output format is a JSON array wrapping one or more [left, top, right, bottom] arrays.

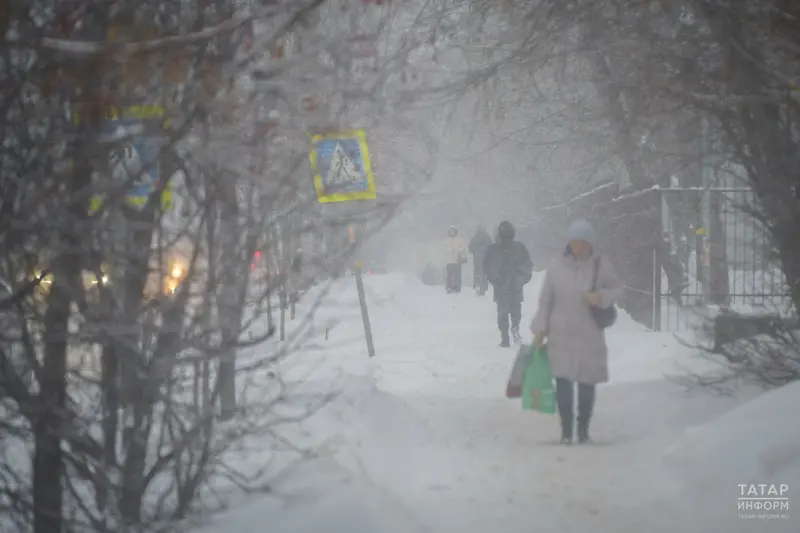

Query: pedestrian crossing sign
[[84, 105, 172, 214], [308, 129, 376, 203]]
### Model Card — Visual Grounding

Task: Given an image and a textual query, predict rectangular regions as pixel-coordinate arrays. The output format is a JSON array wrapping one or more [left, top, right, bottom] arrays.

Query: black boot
[[555, 378, 574, 444], [499, 335, 510, 348], [577, 383, 596, 444]]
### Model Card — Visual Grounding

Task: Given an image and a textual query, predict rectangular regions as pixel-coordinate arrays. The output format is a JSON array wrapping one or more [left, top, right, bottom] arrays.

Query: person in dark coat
[[483, 221, 533, 347], [469, 225, 493, 296]]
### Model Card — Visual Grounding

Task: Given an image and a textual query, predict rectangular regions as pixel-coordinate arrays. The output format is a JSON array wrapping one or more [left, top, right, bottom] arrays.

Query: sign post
[[309, 129, 377, 357], [353, 259, 375, 358]]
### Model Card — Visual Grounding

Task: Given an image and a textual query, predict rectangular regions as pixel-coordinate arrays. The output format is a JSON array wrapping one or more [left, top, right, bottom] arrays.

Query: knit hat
[[566, 219, 596, 248]]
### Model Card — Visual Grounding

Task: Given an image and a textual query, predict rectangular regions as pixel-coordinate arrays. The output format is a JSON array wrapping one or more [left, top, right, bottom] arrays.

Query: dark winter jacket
[[483, 222, 533, 303], [468, 230, 492, 260]]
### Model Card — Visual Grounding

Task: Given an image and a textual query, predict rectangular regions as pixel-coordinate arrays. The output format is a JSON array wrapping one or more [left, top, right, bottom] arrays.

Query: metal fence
[[654, 186, 791, 331]]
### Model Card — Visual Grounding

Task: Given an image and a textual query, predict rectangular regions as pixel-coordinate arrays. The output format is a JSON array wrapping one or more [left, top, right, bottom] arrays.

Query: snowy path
[[381, 383, 749, 533], [197, 274, 797, 533]]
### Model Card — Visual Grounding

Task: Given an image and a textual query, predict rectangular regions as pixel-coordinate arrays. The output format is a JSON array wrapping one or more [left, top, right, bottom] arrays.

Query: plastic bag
[[506, 344, 533, 398], [521, 346, 555, 414]]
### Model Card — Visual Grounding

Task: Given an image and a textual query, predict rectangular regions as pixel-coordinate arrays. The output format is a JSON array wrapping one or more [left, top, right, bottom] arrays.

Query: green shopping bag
[[521, 346, 556, 414]]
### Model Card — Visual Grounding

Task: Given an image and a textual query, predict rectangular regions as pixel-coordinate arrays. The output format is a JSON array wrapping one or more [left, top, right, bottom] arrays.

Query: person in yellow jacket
[[442, 226, 468, 293]]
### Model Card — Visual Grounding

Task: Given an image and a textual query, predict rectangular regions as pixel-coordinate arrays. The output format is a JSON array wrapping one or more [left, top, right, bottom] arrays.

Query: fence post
[[653, 190, 663, 331], [701, 117, 713, 304]]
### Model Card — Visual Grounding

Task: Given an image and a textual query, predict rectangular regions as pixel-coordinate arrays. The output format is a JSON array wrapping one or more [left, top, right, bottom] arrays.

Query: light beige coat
[[442, 236, 467, 265], [529, 253, 623, 384]]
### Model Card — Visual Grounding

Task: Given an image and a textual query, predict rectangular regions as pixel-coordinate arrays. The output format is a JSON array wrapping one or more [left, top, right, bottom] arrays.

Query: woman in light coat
[[442, 226, 468, 293], [529, 219, 622, 444]]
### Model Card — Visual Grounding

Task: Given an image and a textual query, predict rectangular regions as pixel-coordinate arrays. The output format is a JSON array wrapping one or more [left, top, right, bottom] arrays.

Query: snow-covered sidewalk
[[196, 273, 799, 533]]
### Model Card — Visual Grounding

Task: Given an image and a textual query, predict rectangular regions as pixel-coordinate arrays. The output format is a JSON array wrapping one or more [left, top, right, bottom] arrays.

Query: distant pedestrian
[[483, 221, 533, 346], [289, 248, 303, 319], [469, 225, 492, 296], [442, 226, 467, 293]]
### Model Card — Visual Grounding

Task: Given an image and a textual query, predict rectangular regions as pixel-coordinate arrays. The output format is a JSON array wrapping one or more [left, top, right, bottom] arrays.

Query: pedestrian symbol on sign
[[325, 143, 361, 188]]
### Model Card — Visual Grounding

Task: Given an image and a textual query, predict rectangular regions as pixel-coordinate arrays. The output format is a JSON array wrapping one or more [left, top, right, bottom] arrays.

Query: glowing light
[[34, 270, 52, 285], [171, 264, 183, 278], [165, 278, 179, 295]]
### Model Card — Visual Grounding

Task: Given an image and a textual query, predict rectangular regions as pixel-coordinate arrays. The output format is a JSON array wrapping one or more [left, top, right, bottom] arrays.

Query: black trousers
[[555, 377, 596, 440], [445, 263, 462, 292], [496, 297, 521, 341]]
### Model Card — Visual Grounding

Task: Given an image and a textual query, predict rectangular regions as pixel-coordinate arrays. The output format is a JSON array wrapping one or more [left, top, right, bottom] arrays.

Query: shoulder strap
[[591, 256, 601, 291], [546, 260, 557, 319]]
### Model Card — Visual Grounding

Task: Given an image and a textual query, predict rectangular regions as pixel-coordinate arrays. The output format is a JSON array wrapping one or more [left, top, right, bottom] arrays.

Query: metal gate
[[654, 186, 790, 331]]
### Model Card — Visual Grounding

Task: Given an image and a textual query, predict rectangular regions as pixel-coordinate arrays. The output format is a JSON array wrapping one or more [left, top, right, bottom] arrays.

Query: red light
[[254, 251, 261, 259], [250, 263, 255, 271]]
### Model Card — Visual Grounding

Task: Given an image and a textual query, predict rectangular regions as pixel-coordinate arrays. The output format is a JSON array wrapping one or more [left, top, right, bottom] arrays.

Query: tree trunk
[[119, 294, 186, 524], [119, 403, 150, 525], [32, 286, 69, 530], [203, 187, 217, 435], [279, 219, 289, 342], [99, 339, 118, 510], [217, 179, 239, 421], [33, 272, 73, 533], [580, 11, 652, 190], [32, 93, 95, 530], [119, 222, 156, 408]]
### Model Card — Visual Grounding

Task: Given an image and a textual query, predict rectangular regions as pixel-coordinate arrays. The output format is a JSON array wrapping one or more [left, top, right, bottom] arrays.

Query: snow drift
[[662, 381, 800, 532]]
